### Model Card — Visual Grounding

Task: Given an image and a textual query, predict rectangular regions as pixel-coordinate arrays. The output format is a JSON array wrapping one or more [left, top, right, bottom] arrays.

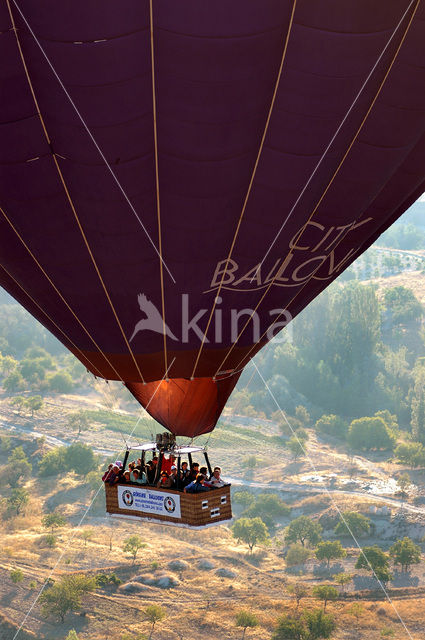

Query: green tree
[[285, 516, 322, 547], [64, 443, 98, 474], [65, 631, 79, 640], [287, 582, 309, 610], [384, 286, 423, 324], [232, 517, 270, 553], [68, 411, 89, 437], [394, 442, 425, 468], [10, 395, 26, 414], [80, 529, 94, 546], [123, 535, 146, 563], [6, 445, 32, 487], [347, 603, 364, 621], [38, 447, 66, 477], [7, 487, 29, 514], [235, 610, 258, 639], [304, 608, 336, 639], [334, 511, 371, 538], [355, 546, 391, 585], [334, 573, 352, 592], [312, 585, 338, 611], [315, 541, 346, 568], [25, 395, 44, 416], [40, 574, 96, 623], [389, 537, 421, 572], [348, 417, 395, 451], [243, 493, 290, 532], [295, 405, 310, 426], [3, 370, 25, 392], [285, 543, 310, 567], [144, 604, 165, 640], [272, 614, 305, 640], [10, 568, 24, 584], [315, 414, 348, 439], [411, 366, 425, 444], [47, 370, 74, 393], [233, 490, 255, 508], [42, 512, 67, 534], [19, 358, 46, 384], [286, 436, 305, 460]]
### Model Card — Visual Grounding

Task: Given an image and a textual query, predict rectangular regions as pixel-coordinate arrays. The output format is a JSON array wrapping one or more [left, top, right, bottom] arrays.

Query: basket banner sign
[[117, 486, 181, 518]]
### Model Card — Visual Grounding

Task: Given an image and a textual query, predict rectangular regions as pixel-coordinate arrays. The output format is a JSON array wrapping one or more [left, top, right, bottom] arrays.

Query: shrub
[[285, 543, 310, 567], [334, 511, 371, 538], [347, 417, 395, 451], [38, 448, 66, 477], [10, 568, 24, 584], [315, 414, 348, 439], [232, 490, 255, 508]]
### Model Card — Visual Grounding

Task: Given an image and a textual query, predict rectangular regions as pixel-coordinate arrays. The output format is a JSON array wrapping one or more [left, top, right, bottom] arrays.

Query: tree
[[6, 445, 32, 487], [42, 512, 67, 534], [68, 411, 89, 437], [235, 610, 258, 639], [384, 286, 423, 324], [295, 405, 310, 426], [233, 490, 255, 508], [232, 517, 270, 553], [348, 417, 395, 451], [3, 370, 25, 392], [347, 603, 364, 621], [304, 608, 336, 639], [123, 535, 146, 563], [38, 447, 66, 477], [10, 395, 26, 414], [285, 516, 322, 547], [243, 493, 290, 532], [287, 582, 309, 610], [411, 366, 425, 444], [47, 370, 74, 393], [40, 574, 96, 622], [394, 442, 425, 468], [25, 395, 44, 416], [144, 604, 165, 640], [65, 632, 79, 640], [389, 537, 421, 572], [315, 414, 347, 439], [272, 614, 305, 640], [315, 541, 346, 568], [64, 442, 98, 475], [356, 546, 392, 584], [80, 529, 94, 546], [286, 436, 305, 460], [312, 585, 338, 611], [10, 568, 24, 584], [7, 487, 29, 514], [285, 543, 310, 567], [334, 511, 371, 538], [334, 573, 352, 592]]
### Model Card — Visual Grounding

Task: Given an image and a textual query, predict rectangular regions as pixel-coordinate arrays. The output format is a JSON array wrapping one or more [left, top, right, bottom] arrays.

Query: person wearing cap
[[168, 465, 178, 488]]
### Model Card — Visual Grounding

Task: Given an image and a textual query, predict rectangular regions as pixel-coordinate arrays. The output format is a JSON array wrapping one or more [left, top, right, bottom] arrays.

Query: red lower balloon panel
[[126, 375, 241, 438]]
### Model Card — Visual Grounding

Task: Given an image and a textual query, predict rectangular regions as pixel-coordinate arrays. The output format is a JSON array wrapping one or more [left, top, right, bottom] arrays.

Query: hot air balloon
[[1, 0, 425, 448]]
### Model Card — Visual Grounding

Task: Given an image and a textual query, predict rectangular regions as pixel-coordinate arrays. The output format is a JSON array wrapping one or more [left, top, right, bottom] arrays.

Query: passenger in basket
[[168, 465, 178, 488], [107, 464, 120, 485], [184, 473, 210, 493], [102, 463, 113, 482], [131, 468, 147, 485], [189, 462, 200, 482], [146, 461, 155, 484], [206, 466, 225, 488], [157, 470, 173, 488], [180, 461, 191, 486]]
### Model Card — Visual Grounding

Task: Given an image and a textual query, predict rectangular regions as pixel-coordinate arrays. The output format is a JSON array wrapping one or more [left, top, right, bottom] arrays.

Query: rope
[[149, 0, 168, 376], [6, 0, 146, 383], [212, 0, 420, 378], [189, 0, 298, 380]]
